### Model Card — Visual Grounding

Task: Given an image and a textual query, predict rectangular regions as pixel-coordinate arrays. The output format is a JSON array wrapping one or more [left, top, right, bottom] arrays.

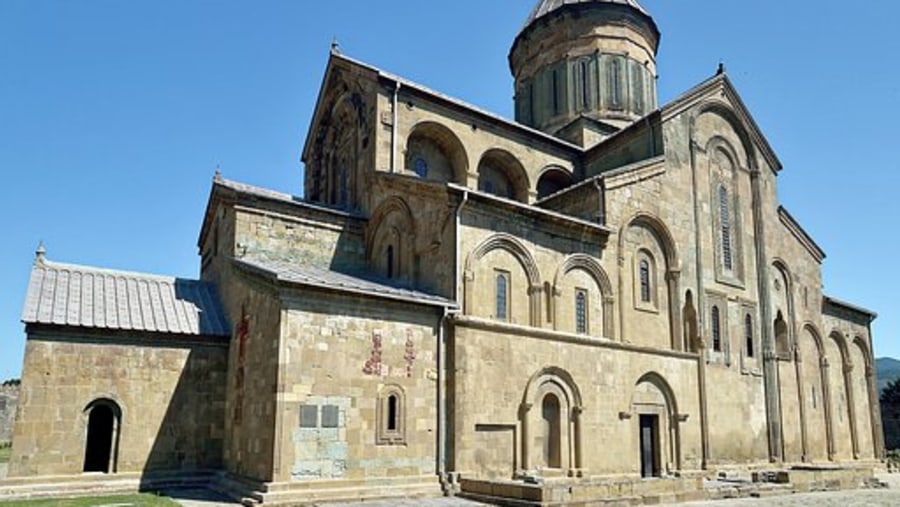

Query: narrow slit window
[[387, 395, 398, 431], [552, 68, 560, 114], [719, 186, 733, 271], [711, 306, 722, 352], [496, 272, 509, 321], [639, 259, 651, 303], [575, 289, 588, 334], [609, 59, 622, 109], [745, 314, 754, 358], [386, 245, 395, 279], [580, 60, 590, 110]]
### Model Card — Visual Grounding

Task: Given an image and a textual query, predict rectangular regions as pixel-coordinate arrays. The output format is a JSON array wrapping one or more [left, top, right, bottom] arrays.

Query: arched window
[[387, 394, 398, 431], [639, 259, 651, 303], [719, 186, 733, 271], [575, 289, 588, 334], [745, 314, 754, 358], [495, 271, 509, 321], [711, 306, 722, 352], [377, 387, 405, 445]]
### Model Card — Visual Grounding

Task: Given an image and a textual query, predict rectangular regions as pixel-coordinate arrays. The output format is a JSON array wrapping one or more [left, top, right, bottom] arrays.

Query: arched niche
[[367, 197, 416, 283], [536, 166, 573, 200], [520, 367, 583, 475], [405, 121, 468, 184], [617, 213, 681, 350], [464, 233, 542, 327], [630, 372, 682, 476], [799, 324, 828, 462], [551, 254, 614, 338], [477, 149, 532, 203], [826, 331, 853, 460]]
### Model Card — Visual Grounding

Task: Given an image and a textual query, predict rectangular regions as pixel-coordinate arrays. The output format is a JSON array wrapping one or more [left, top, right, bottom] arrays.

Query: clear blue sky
[[1, 1, 897, 380]]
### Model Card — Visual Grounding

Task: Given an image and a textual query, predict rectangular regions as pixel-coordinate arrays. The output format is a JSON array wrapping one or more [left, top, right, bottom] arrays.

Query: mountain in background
[[877, 357, 900, 394]]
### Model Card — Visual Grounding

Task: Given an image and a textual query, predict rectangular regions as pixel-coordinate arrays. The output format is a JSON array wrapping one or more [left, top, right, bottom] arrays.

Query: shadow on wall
[[138, 346, 228, 489]]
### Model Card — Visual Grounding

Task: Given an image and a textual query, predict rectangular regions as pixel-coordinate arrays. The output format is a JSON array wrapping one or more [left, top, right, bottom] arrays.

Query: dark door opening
[[639, 414, 660, 478], [83, 405, 115, 473]]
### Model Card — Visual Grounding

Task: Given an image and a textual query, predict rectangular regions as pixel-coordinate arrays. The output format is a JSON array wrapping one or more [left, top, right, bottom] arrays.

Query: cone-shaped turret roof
[[521, 0, 651, 32]]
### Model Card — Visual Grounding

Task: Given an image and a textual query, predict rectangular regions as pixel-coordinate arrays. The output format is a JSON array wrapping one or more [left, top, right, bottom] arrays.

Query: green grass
[[0, 494, 179, 506], [0, 446, 10, 464]]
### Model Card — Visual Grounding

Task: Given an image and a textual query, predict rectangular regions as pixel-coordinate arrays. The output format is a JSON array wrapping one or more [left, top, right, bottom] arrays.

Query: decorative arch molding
[[800, 322, 826, 361], [366, 196, 417, 282], [704, 135, 746, 172], [405, 120, 469, 185], [519, 367, 584, 475], [632, 372, 680, 419], [617, 212, 679, 269], [616, 212, 682, 349], [693, 99, 757, 172], [476, 148, 533, 203], [629, 371, 683, 472], [464, 233, 543, 326], [551, 254, 615, 338], [313, 89, 368, 209]]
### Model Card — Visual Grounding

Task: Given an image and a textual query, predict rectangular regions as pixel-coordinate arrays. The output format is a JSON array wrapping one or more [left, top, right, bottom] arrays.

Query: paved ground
[[679, 489, 900, 507]]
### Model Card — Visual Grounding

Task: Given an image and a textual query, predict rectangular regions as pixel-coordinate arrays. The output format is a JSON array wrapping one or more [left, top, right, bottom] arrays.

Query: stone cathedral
[[3, 0, 884, 505]]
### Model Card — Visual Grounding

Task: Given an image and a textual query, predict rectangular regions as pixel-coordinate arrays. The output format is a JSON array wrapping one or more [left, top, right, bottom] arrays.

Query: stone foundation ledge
[[459, 475, 704, 507], [0, 470, 216, 501], [211, 473, 443, 506]]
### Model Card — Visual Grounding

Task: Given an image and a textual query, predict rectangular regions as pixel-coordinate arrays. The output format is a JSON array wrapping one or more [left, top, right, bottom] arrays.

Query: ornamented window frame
[[575, 288, 589, 335], [707, 143, 746, 288], [376, 385, 406, 446]]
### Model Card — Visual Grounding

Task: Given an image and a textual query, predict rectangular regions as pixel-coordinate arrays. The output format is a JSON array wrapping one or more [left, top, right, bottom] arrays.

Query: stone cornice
[[453, 315, 698, 361]]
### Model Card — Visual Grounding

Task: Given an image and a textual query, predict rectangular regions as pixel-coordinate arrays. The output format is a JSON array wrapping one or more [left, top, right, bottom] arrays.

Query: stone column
[[820, 356, 836, 460], [794, 347, 809, 462], [666, 269, 682, 352], [843, 362, 860, 459]]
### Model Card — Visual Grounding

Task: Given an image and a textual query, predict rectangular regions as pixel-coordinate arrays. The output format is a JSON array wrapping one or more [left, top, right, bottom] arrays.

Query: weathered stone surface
[[0, 385, 18, 444]]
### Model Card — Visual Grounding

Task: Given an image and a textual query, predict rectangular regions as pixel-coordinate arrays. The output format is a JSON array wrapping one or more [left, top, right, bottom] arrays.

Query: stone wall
[[8, 331, 227, 477], [0, 384, 19, 444]]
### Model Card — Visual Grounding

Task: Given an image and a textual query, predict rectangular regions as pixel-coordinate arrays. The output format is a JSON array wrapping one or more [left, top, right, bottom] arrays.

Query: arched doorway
[[83, 399, 121, 473]]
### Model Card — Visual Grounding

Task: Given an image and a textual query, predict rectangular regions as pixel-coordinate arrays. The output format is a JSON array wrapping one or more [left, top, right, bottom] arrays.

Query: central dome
[[510, 0, 661, 144]]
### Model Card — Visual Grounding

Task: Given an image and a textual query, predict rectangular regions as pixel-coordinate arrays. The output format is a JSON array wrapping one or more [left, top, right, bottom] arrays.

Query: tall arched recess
[[616, 213, 681, 350], [552, 254, 615, 338], [404, 121, 469, 185], [464, 233, 542, 326], [82, 398, 122, 474], [520, 367, 584, 476]]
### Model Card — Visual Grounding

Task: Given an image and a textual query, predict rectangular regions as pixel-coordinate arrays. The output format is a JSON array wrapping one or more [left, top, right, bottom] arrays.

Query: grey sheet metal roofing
[[235, 257, 454, 308], [22, 257, 230, 337], [523, 0, 650, 29]]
